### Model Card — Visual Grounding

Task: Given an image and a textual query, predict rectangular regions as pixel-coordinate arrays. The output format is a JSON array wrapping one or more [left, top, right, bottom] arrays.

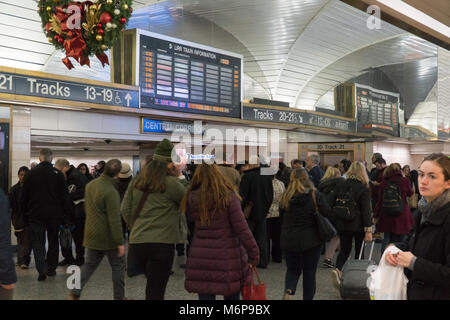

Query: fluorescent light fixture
[[377, 0, 450, 38], [0, 100, 90, 111]]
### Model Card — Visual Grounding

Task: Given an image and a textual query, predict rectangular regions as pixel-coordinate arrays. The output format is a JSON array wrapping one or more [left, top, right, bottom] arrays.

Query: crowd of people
[[0, 141, 449, 301]]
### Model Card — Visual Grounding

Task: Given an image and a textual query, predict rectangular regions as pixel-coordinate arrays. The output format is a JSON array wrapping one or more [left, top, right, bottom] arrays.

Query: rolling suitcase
[[340, 241, 376, 300]]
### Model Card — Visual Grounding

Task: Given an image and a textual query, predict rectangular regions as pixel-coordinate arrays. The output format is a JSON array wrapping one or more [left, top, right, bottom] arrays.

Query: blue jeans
[[382, 232, 405, 253], [284, 245, 322, 300], [198, 292, 240, 300]]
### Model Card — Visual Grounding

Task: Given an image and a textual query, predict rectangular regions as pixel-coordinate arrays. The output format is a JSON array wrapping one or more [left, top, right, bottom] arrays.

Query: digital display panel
[[137, 31, 242, 118], [355, 84, 400, 136]]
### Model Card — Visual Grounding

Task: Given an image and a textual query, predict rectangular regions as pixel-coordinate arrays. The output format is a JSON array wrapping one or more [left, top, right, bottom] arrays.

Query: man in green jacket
[[69, 159, 125, 300]]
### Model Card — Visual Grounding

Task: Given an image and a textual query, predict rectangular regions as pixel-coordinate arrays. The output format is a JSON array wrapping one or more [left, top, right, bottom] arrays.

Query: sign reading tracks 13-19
[[0, 71, 139, 108]]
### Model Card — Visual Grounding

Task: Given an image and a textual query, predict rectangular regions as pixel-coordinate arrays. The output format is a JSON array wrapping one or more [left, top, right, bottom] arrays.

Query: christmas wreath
[[38, 0, 133, 70]]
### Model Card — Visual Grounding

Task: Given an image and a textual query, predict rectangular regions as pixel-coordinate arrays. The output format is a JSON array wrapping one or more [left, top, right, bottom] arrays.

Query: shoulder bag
[[126, 189, 150, 277], [312, 191, 337, 242]]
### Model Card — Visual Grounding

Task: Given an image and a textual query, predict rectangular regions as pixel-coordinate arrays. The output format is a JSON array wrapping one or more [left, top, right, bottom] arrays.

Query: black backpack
[[381, 177, 404, 216], [333, 184, 358, 221]]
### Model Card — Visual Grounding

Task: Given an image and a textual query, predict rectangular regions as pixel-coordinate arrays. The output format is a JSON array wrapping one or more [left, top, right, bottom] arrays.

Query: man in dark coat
[[9, 166, 32, 269], [306, 154, 324, 188], [20, 149, 73, 281], [239, 156, 273, 268], [0, 188, 16, 300], [55, 159, 88, 266]]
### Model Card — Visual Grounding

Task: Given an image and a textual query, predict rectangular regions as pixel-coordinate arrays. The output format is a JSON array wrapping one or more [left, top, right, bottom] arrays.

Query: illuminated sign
[[137, 30, 242, 118]]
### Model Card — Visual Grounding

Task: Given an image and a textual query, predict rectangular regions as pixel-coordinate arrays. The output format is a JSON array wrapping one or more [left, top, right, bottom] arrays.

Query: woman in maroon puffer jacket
[[374, 163, 414, 253], [181, 163, 259, 300]]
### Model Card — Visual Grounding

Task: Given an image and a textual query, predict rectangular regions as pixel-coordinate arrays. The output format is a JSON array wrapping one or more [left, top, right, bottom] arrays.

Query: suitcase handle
[[358, 240, 375, 261]]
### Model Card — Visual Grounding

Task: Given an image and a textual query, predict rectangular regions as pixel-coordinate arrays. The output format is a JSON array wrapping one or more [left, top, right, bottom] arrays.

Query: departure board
[[137, 31, 242, 118], [355, 84, 400, 136]]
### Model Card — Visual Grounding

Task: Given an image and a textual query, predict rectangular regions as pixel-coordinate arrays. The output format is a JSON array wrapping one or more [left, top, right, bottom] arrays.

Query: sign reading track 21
[[0, 72, 139, 108]]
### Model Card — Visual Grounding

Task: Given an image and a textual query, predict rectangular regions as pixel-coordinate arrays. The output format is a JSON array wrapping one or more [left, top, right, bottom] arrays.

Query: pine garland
[[37, 0, 133, 69]]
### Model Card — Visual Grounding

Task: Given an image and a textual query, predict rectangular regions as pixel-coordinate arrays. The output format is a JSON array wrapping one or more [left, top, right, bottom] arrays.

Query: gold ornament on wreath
[[38, 0, 133, 70]]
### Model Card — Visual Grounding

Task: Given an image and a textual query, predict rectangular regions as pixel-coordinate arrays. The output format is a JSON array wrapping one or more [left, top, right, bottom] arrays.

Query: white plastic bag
[[367, 245, 408, 300]]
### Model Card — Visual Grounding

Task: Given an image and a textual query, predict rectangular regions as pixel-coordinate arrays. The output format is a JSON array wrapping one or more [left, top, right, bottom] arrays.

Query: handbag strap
[[251, 266, 263, 285], [130, 190, 150, 230], [311, 190, 319, 215]]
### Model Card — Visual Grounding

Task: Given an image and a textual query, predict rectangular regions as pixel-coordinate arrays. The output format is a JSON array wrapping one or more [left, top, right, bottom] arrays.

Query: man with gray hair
[[55, 158, 89, 267], [69, 159, 126, 300], [306, 154, 324, 188], [20, 149, 73, 281]]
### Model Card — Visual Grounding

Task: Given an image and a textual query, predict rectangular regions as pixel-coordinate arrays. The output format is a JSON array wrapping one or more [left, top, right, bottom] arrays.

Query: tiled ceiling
[[0, 0, 442, 113]]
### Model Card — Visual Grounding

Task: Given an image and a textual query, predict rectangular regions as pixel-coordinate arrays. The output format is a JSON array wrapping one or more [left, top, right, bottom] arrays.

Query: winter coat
[[280, 190, 331, 253], [308, 165, 324, 188], [83, 174, 124, 250], [184, 190, 259, 296], [8, 182, 24, 230], [66, 165, 88, 221], [19, 162, 72, 225], [318, 177, 345, 208], [395, 200, 450, 300], [374, 171, 414, 235], [239, 166, 273, 222], [276, 167, 291, 189], [121, 176, 188, 245], [118, 176, 132, 202], [66, 165, 88, 203], [332, 178, 372, 233], [0, 189, 16, 285]]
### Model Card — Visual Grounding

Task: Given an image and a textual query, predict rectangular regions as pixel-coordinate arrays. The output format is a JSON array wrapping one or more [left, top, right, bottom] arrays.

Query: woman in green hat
[[121, 139, 188, 300]]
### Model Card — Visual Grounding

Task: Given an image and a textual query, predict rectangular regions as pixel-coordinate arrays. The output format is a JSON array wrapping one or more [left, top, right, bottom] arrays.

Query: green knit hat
[[153, 139, 175, 163]]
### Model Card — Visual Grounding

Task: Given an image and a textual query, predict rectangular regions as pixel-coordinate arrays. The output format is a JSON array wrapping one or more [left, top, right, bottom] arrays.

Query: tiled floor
[[12, 243, 382, 300]]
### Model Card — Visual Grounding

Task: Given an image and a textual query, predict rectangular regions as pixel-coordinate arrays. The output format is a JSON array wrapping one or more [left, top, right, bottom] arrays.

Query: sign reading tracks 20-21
[[0, 71, 139, 108]]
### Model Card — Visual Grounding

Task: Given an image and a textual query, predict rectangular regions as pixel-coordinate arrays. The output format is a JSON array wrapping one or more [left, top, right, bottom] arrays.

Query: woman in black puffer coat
[[318, 167, 344, 268], [280, 168, 331, 300]]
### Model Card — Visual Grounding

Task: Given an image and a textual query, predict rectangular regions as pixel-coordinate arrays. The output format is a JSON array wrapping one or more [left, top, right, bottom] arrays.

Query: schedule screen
[[138, 32, 242, 118]]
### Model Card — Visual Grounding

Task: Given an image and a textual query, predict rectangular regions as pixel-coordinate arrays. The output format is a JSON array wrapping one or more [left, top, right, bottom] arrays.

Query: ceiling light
[[377, 0, 450, 38]]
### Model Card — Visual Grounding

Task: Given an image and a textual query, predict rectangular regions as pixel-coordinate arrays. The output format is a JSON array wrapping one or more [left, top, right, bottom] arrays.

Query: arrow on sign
[[125, 93, 132, 107]]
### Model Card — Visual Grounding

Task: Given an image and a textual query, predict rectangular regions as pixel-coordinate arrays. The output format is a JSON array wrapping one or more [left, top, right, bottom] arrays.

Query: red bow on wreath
[[55, 1, 109, 70]]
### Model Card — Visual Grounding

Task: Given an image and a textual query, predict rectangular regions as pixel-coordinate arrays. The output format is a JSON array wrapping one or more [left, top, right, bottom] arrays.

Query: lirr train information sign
[[0, 71, 139, 108]]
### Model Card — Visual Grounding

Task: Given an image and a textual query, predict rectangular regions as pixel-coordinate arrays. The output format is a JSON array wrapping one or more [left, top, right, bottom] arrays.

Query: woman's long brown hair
[[180, 163, 241, 226], [280, 168, 314, 210], [134, 160, 168, 193]]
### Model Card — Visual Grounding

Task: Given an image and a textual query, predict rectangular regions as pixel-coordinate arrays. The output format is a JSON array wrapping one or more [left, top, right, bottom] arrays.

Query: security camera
[[105, 139, 112, 144]]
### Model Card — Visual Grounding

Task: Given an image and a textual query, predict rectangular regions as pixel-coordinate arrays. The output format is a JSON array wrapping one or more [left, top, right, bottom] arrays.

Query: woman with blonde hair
[[331, 161, 373, 290], [280, 168, 331, 300], [182, 163, 259, 300], [318, 167, 344, 268]]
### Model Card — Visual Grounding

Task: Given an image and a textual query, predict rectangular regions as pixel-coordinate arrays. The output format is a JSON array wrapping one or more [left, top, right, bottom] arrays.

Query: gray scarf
[[418, 189, 450, 224]]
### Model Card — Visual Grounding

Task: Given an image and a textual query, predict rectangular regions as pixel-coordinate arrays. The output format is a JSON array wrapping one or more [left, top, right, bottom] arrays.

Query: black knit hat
[[153, 139, 175, 163]]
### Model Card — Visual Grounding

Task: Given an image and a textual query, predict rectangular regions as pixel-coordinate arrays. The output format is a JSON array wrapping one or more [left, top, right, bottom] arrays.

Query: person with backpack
[[331, 161, 372, 290], [374, 163, 414, 253], [318, 167, 344, 268]]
